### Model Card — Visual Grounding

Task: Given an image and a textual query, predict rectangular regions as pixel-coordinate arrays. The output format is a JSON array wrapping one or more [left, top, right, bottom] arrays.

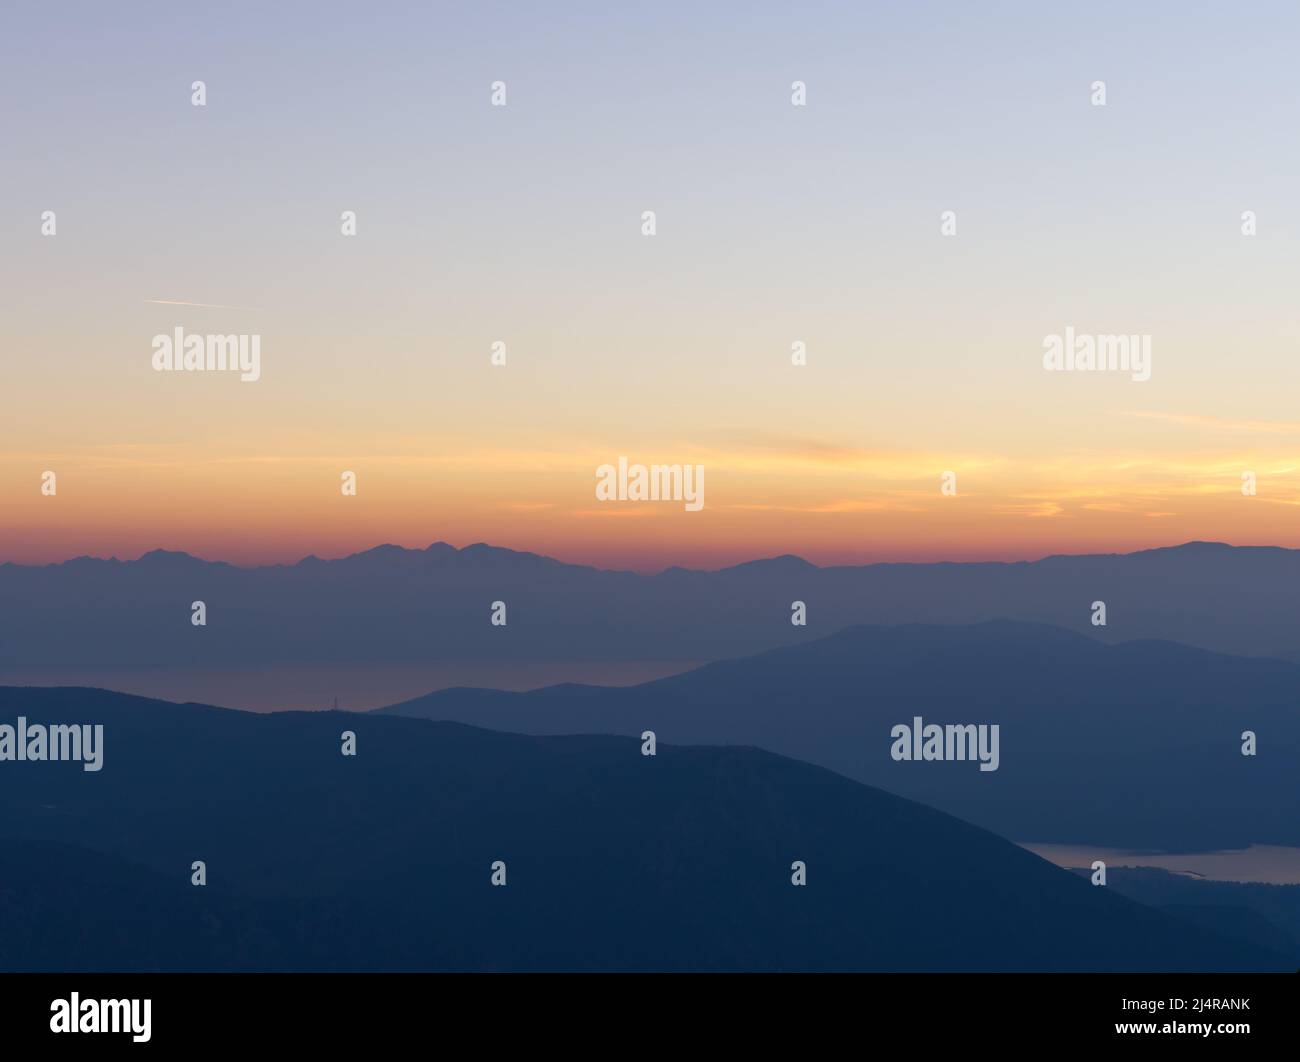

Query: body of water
[[1021, 843, 1300, 885]]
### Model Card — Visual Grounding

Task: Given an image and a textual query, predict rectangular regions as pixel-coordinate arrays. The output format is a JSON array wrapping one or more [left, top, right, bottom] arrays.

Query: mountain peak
[[134, 548, 210, 566], [717, 553, 818, 574]]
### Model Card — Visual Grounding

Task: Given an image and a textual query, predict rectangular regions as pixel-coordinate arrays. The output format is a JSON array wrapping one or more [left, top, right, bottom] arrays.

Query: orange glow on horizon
[[4, 437, 1298, 572]]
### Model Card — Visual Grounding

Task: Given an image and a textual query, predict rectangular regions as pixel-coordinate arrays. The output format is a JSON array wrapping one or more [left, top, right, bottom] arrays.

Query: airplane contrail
[[143, 298, 262, 310]]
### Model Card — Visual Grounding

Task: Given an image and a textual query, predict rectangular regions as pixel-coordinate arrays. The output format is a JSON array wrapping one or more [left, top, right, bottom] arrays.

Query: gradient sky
[[4, 1, 1300, 571]]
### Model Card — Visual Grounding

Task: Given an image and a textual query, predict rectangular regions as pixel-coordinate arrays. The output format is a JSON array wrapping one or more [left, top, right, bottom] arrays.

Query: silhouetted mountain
[[1067, 867, 1300, 959], [6, 541, 1300, 689], [380, 621, 1300, 851], [0, 686, 1285, 971]]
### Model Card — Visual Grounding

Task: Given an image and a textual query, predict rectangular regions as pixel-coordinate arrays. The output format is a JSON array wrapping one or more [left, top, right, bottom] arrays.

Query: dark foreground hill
[[1067, 867, 1300, 960], [0, 687, 1287, 971], [381, 621, 1300, 851]]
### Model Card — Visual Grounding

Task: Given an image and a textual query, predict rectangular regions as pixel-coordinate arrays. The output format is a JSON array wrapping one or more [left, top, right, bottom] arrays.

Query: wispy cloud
[[728, 498, 927, 514]]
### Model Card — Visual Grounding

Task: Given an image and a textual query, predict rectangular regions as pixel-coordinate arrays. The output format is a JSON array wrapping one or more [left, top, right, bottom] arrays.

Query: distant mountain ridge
[[5, 541, 1300, 686], [3, 540, 583, 575], [379, 620, 1300, 851], [0, 685, 1288, 972], [10, 538, 1284, 571], [4, 538, 1285, 577]]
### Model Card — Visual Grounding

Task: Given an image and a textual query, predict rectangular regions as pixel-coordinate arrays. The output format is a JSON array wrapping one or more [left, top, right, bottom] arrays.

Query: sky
[[4, 1, 1300, 572]]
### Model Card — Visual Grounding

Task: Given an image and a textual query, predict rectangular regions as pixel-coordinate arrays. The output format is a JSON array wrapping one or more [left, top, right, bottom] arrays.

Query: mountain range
[[4, 542, 1300, 693], [380, 620, 1300, 851], [0, 686, 1287, 972]]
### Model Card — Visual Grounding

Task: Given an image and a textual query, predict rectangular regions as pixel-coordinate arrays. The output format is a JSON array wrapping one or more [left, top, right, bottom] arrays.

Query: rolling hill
[[380, 620, 1300, 850], [0, 685, 1287, 971]]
